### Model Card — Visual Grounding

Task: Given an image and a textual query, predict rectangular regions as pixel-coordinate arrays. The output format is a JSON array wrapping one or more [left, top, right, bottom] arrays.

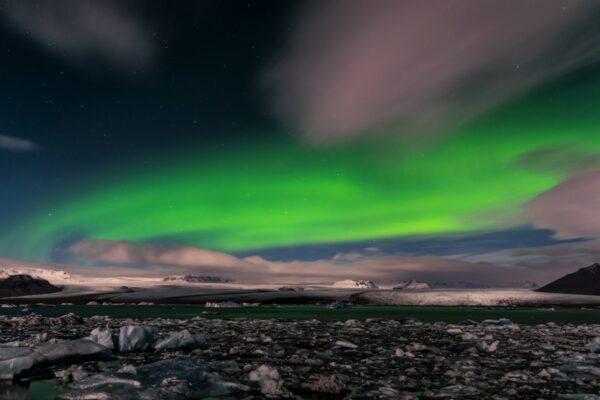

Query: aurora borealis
[[4, 67, 600, 262], [1, 1, 600, 283]]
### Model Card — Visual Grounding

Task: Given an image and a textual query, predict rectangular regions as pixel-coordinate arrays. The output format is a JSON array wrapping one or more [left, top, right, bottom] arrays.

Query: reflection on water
[[0, 381, 27, 400], [0, 380, 58, 400], [2, 304, 600, 324]]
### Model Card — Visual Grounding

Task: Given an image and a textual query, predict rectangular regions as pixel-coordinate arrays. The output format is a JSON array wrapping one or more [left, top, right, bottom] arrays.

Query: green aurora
[[3, 70, 600, 262]]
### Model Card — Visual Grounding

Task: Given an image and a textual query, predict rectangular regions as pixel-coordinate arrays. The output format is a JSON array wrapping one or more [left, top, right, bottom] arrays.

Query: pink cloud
[[528, 170, 600, 238], [68, 239, 565, 286], [265, 0, 600, 142], [70, 239, 252, 269]]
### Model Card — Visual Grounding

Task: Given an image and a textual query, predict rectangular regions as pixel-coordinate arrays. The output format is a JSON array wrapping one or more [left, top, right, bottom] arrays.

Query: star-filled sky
[[1, 0, 600, 285]]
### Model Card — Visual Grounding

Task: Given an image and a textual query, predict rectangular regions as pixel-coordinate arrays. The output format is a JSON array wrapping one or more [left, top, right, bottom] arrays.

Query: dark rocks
[[0, 312, 83, 328], [301, 374, 348, 394], [3, 314, 600, 398], [0, 274, 61, 298]]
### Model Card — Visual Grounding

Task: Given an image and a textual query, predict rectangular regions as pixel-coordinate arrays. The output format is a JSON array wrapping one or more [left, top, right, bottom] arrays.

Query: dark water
[[2, 304, 600, 324], [0, 380, 58, 400]]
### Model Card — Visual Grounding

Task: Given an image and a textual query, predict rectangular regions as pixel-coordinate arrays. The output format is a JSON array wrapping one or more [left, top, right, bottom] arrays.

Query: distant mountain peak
[[0, 265, 71, 283], [0, 274, 62, 297], [581, 262, 600, 274], [393, 279, 430, 290], [537, 262, 600, 296]]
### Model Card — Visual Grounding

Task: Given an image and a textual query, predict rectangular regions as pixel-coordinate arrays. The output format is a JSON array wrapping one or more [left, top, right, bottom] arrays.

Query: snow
[[3, 258, 600, 306], [360, 289, 600, 306], [331, 279, 379, 289], [0, 265, 72, 283]]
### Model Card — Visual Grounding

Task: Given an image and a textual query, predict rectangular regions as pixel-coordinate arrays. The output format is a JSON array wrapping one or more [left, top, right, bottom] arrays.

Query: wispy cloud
[[528, 169, 600, 238], [516, 146, 600, 175], [265, 0, 600, 143], [1, 0, 156, 72], [69, 239, 252, 269], [0, 134, 39, 152]]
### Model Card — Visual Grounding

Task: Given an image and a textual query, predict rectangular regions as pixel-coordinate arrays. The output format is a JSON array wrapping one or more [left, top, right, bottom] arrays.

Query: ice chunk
[[154, 330, 205, 352], [88, 327, 115, 350], [69, 373, 142, 390], [118, 326, 157, 352], [58, 357, 249, 399], [0, 339, 109, 380], [335, 340, 358, 349], [249, 364, 282, 397]]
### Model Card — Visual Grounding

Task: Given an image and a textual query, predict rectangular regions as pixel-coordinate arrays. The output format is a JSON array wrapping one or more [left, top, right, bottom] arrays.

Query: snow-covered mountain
[[0, 264, 72, 284], [331, 279, 378, 289], [431, 280, 538, 289], [0, 274, 62, 297], [393, 280, 430, 290]]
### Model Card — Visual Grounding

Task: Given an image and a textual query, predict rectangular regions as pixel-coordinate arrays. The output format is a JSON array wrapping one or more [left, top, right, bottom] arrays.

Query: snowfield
[[360, 289, 600, 306], [5, 285, 600, 306], [3, 258, 600, 306], [0, 265, 72, 282]]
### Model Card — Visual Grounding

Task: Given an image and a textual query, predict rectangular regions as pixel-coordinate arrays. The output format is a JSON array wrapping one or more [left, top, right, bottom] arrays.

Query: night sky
[[1, 0, 600, 285]]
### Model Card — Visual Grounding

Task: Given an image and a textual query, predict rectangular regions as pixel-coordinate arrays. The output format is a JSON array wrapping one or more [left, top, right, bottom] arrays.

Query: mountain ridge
[[537, 263, 600, 295]]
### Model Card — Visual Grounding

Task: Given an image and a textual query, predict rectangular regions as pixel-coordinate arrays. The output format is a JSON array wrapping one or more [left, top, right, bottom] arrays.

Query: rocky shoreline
[[2, 313, 600, 399]]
